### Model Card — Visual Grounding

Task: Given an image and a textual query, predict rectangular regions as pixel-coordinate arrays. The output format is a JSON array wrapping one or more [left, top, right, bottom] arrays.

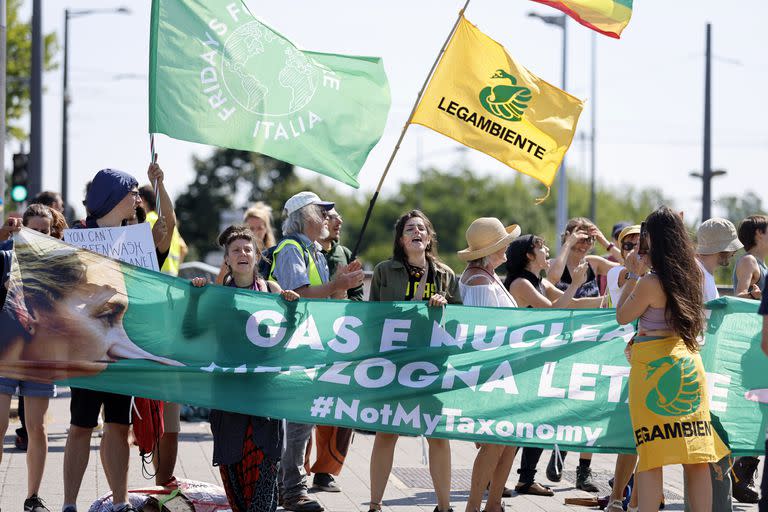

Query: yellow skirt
[[629, 336, 729, 472]]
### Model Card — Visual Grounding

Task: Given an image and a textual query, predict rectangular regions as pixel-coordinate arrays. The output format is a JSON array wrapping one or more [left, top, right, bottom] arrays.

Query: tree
[[175, 149, 296, 259], [6, 0, 59, 141], [718, 192, 763, 226]]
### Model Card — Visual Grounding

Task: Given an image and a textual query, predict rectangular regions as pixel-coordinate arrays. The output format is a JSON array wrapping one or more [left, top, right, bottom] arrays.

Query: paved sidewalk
[[0, 389, 760, 511]]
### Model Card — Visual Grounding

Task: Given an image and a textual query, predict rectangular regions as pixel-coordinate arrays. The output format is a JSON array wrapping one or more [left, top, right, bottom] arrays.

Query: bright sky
[[20, 0, 768, 221]]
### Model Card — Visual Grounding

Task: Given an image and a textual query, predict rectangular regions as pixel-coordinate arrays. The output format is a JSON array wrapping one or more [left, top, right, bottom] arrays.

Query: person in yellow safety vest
[[139, 185, 188, 276], [271, 191, 365, 512]]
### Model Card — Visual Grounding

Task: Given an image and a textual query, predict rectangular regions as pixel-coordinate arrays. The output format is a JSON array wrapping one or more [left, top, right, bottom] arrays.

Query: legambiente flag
[[531, 0, 633, 39], [411, 17, 583, 190], [148, 0, 391, 188]]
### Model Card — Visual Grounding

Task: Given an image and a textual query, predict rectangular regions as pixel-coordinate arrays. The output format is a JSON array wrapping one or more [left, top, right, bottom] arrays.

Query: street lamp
[[690, 168, 727, 221], [528, 11, 568, 241], [61, 6, 131, 207]]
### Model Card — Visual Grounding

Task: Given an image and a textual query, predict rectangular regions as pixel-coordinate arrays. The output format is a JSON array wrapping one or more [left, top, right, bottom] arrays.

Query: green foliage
[[6, 0, 59, 141], [174, 149, 297, 260], [175, 149, 671, 275]]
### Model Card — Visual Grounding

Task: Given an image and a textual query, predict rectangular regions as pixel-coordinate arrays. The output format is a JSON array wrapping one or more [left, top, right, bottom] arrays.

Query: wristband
[[606, 242, 615, 251]]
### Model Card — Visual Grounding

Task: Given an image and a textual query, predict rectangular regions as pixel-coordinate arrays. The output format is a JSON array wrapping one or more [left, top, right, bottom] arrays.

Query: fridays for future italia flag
[[148, 0, 391, 188], [411, 17, 584, 190], [531, 0, 633, 39]]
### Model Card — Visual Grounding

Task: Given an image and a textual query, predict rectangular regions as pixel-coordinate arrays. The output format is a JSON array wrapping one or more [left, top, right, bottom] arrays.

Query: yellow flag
[[412, 16, 584, 189]]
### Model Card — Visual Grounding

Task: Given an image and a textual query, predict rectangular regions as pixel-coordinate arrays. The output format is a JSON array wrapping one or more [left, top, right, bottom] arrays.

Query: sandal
[[514, 481, 554, 497]]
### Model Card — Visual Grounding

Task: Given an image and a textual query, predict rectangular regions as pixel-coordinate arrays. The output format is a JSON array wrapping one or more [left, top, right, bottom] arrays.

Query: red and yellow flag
[[531, 0, 633, 39]]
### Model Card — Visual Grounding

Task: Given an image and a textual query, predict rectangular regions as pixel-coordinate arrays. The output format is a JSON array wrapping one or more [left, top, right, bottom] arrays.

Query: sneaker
[[282, 495, 324, 512], [15, 434, 28, 451], [312, 472, 341, 492], [604, 499, 624, 512], [575, 466, 599, 493], [546, 450, 567, 482], [23, 495, 49, 512]]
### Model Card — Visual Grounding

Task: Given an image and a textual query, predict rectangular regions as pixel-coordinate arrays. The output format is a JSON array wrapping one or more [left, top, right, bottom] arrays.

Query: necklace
[[404, 261, 426, 279]]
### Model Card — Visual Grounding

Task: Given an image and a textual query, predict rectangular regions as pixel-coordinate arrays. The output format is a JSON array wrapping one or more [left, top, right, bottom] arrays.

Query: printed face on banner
[[0, 229, 183, 382]]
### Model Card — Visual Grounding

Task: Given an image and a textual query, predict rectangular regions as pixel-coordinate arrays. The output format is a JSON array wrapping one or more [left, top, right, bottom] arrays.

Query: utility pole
[[701, 22, 712, 222], [29, 0, 42, 198], [0, 0, 6, 222], [589, 32, 597, 222]]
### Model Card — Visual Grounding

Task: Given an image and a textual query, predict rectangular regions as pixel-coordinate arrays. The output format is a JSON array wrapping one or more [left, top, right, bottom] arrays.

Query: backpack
[[132, 398, 164, 477]]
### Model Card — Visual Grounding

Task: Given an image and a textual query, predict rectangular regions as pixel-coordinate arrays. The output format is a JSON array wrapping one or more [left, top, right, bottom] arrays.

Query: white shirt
[[697, 259, 719, 302], [606, 265, 626, 307], [459, 273, 517, 308]]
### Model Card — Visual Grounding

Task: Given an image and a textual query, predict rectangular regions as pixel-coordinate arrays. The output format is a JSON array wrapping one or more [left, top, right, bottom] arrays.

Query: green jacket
[[369, 258, 462, 304], [321, 241, 364, 302]]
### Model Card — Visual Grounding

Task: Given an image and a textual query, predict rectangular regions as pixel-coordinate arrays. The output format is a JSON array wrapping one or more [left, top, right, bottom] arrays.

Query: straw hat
[[457, 217, 521, 261], [696, 218, 743, 254], [618, 224, 641, 243]]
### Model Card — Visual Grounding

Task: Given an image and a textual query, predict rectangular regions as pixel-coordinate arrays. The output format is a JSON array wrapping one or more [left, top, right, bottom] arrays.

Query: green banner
[[2, 229, 766, 455], [148, 0, 391, 188]]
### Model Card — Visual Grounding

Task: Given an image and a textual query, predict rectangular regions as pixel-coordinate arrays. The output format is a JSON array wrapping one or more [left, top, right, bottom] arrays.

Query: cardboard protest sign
[[64, 223, 159, 271]]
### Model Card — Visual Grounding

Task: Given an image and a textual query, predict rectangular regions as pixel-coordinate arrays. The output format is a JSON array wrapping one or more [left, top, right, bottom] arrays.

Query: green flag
[[148, 0, 391, 187]]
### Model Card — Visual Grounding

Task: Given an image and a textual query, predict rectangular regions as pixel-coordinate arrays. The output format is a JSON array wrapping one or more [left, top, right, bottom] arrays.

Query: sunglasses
[[621, 241, 636, 252]]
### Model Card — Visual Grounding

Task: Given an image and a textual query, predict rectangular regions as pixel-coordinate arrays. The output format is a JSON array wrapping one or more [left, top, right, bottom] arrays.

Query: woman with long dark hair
[[617, 206, 729, 511], [368, 210, 460, 512]]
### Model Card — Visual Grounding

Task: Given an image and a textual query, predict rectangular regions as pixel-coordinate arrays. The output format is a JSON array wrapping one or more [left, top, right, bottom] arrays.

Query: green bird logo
[[479, 69, 532, 122], [645, 356, 702, 417]]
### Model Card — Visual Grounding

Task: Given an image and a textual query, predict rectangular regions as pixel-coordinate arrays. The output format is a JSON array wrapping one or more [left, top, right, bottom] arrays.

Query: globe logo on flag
[[478, 70, 532, 122], [221, 21, 322, 116], [645, 356, 702, 417]]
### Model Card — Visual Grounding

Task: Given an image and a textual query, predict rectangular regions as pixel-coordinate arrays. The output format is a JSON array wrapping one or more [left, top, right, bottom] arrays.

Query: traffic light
[[11, 153, 29, 203]]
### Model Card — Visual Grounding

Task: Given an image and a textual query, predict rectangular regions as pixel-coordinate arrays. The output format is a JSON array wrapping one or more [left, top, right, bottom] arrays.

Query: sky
[[15, 0, 768, 223]]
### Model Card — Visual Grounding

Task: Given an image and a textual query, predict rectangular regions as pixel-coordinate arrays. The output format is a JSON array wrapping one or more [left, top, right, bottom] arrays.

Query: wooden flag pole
[[350, 0, 471, 259]]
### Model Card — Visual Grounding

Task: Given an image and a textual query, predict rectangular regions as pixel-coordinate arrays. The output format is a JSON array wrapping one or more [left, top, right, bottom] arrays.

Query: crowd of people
[[1, 165, 768, 512]]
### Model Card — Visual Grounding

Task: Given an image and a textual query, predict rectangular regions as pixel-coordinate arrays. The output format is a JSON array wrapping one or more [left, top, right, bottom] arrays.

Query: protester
[[458, 217, 520, 512], [29, 190, 64, 213], [545, 217, 616, 489], [190, 225, 299, 512], [727, 215, 768, 504], [617, 206, 729, 511], [368, 210, 460, 512], [139, 184, 188, 276], [308, 207, 362, 493], [504, 233, 602, 496], [61, 163, 177, 512], [598, 221, 632, 294], [268, 191, 364, 512], [0, 210, 55, 512], [606, 224, 641, 305], [244, 202, 277, 251], [734, 215, 768, 300], [696, 217, 742, 302], [758, 286, 768, 512], [603, 224, 642, 511]]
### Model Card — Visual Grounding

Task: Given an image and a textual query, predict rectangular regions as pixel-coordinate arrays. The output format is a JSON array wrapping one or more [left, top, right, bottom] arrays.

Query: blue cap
[[85, 169, 138, 220]]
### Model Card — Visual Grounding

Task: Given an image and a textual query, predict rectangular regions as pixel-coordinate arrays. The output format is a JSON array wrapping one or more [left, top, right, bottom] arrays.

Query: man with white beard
[[269, 191, 364, 512]]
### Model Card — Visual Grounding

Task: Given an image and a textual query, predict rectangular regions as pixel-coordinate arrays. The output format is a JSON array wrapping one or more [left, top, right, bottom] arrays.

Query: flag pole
[[350, 0, 471, 259]]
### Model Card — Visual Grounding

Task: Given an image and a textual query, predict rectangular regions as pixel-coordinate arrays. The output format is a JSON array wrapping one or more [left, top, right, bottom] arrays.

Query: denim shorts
[[0, 376, 56, 398]]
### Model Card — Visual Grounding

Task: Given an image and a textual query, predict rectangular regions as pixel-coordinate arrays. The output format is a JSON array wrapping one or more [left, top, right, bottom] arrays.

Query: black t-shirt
[[404, 266, 436, 301]]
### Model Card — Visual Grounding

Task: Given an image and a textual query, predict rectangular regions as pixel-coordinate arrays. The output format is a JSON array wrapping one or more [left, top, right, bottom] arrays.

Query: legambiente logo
[[478, 69, 532, 122], [645, 356, 702, 417]]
